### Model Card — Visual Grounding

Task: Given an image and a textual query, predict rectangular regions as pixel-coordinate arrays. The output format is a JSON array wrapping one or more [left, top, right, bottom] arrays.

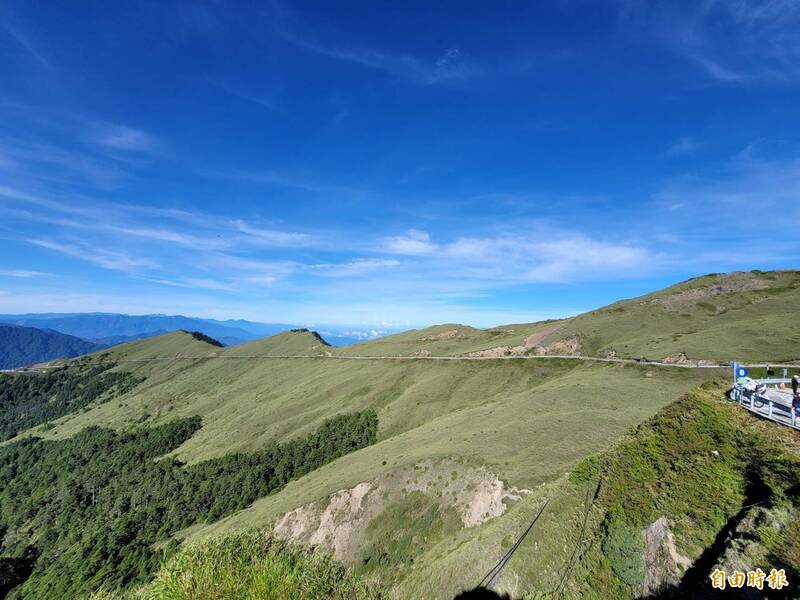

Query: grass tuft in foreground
[[89, 530, 386, 600]]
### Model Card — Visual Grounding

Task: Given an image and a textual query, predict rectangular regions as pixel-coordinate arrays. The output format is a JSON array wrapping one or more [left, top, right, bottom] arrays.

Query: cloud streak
[[26, 239, 158, 272], [303, 44, 479, 85], [618, 0, 800, 83], [267, 3, 479, 85]]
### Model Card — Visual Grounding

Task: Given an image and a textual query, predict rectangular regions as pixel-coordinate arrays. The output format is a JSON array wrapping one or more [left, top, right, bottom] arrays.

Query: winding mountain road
[[17, 352, 798, 372]]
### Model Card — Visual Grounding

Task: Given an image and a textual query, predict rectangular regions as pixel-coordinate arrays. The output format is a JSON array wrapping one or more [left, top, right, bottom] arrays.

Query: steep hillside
[[0, 324, 102, 369], [534, 270, 800, 363], [338, 270, 800, 362], [9, 330, 718, 599], [1, 272, 797, 598]]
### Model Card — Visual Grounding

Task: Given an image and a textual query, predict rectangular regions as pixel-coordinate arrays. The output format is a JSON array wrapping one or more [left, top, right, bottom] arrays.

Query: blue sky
[[1, 0, 799, 329]]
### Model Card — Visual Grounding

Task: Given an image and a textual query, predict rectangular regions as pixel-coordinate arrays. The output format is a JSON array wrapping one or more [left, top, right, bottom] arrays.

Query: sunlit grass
[[89, 531, 385, 600]]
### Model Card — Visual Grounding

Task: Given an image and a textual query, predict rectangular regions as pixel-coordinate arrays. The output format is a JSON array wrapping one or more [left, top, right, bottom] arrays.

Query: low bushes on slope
[[90, 530, 386, 600], [0, 361, 141, 440], [177, 330, 224, 348], [0, 410, 378, 598], [569, 381, 800, 598]]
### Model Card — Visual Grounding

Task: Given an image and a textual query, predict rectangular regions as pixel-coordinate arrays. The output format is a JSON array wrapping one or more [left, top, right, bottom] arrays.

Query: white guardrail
[[730, 362, 800, 431]]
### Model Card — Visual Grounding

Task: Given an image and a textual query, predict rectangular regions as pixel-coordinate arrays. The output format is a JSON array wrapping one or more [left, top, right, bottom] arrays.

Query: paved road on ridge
[[12, 353, 797, 373]]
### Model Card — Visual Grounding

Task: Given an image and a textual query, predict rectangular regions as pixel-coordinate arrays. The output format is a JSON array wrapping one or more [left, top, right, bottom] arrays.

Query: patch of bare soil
[[662, 352, 689, 365], [464, 346, 517, 358], [530, 336, 581, 356], [412, 349, 433, 357], [661, 353, 719, 367], [655, 275, 772, 311], [275, 483, 378, 561], [274, 459, 529, 561], [522, 326, 561, 348], [420, 329, 466, 342], [463, 326, 575, 358]]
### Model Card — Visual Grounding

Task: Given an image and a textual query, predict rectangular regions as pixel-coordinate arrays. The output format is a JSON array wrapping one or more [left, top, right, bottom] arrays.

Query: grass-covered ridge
[[337, 270, 800, 361], [178, 330, 224, 347], [0, 410, 377, 598]]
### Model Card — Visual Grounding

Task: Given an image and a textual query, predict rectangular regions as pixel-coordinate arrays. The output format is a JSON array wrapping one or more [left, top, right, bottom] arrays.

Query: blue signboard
[[736, 366, 748, 379]]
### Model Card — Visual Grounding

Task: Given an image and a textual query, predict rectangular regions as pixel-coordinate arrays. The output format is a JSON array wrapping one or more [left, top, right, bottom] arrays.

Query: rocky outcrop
[[654, 276, 771, 311], [463, 330, 581, 358], [662, 353, 690, 365], [531, 336, 581, 357], [420, 330, 466, 342], [642, 517, 691, 597], [275, 483, 379, 561], [274, 460, 529, 561]]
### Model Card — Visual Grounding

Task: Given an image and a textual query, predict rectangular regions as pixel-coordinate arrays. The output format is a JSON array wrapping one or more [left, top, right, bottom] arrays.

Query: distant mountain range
[[0, 313, 296, 347], [0, 313, 388, 368], [0, 324, 104, 370]]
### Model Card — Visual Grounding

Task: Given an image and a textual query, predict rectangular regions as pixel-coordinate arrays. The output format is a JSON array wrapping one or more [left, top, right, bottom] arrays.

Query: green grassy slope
[[5, 271, 797, 598], [337, 270, 800, 362], [223, 329, 331, 356], [6, 328, 721, 598], [560, 382, 800, 599], [335, 322, 559, 358], [89, 531, 386, 600], [538, 270, 800, 362], [75, 380, 800, 600]]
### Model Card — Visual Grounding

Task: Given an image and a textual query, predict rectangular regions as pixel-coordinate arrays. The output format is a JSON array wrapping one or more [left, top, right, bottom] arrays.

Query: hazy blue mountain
[[0, 324, 103, 369], [0, 314, 292, 346], [0, 313, 391, 348], [89, 331, 171, 346]]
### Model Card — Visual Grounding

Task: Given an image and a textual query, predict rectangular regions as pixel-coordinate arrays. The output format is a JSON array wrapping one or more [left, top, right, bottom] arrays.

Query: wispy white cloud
[[144, 276, 234, 292], [26, 239, 157, 272], [666, 136, 699, 157], [309, 258, 400, 278], [0, 269, 50, 278], [304, 44, 479, 85], [223, 170, 372, 197], [267, 3, 478, 86], [382, 229, 437, 255], [92, 125, 157, 152], [380, 228, 655, 283], [0, 137, 126, 188], [328, 329, 391, 340], [617, 0, 800, 83], [1, 186, 317, 252], [209, 80, 280, 112], [1, 19, 51, 69], [117, 226, 229, 250], [644, 146, 800, 271], [234, 221, 314, 247]]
